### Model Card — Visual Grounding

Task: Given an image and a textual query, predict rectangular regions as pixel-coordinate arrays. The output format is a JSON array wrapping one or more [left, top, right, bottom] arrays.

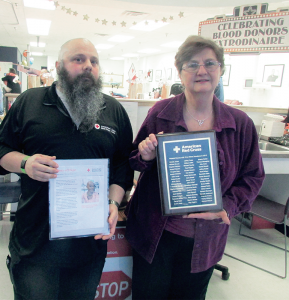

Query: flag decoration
[[128, 64, 137, 84]]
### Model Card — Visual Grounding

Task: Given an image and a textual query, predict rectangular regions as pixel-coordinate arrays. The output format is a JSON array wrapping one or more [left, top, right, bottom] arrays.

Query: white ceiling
[[0, 0, 288, 62]]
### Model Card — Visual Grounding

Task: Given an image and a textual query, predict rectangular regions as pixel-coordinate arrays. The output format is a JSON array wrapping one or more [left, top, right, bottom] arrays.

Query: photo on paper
[[81, 179, 100, 204]]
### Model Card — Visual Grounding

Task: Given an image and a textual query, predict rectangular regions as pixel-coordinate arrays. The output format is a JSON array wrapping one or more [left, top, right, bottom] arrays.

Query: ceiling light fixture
[[24, 0, 55, 10], [137, 48, 160, 54], [26, 19, 51, 35], [95, 44, 115, 50], [130, 20, 169, 32], [31, 52, 43, 56], [108, 35, 134, 43], [161, 41, 183, 48], [122, 53, 139, 58], [30, 42, 46, 47], [110, 57, 125, 60]]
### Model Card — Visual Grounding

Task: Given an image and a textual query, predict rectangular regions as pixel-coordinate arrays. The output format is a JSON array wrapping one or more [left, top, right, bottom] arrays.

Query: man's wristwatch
[[109, 199, 120, 209], [20, 156, 30, 174]]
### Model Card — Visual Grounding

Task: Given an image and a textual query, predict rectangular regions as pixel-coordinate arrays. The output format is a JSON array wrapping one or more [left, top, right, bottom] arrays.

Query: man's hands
[[94, 204, 118, 240], [25, 154, 59, 181], [94, 184, 124, 240], [0, 152, 59, 182]]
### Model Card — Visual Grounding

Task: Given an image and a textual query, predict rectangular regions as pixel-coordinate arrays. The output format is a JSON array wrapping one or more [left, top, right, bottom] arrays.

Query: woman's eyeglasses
[[182, 61, 221, 73]]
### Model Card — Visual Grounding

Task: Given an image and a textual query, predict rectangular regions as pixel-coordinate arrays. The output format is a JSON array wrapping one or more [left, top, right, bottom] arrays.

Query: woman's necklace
[[185, 105, 213, 126]]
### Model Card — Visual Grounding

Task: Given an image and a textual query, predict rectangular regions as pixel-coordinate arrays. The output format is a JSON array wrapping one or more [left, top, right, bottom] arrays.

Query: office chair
[[0, 180, 21, 220], [214, 263, 230, 280], [227, 195, 289, 279]]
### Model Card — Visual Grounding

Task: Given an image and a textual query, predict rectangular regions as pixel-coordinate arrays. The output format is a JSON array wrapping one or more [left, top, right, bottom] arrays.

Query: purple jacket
[[125, 94, 265, 273]]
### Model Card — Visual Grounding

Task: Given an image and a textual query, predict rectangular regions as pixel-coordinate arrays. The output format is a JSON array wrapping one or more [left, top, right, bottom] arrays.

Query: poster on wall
[[262, 64, 284, 87], [222, 65, 231, 86], [175, 70, 181, 82], [147, 69, 153, 82], [166, 68, 172, 81], [156, 70, 162, 81]]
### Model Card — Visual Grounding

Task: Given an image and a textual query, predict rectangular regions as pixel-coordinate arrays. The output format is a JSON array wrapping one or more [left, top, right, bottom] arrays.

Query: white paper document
[[49, 159, 110, 240]]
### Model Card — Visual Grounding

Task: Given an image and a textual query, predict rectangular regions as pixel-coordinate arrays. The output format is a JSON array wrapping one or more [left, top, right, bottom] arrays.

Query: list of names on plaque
[[165, 139, 216, 209]]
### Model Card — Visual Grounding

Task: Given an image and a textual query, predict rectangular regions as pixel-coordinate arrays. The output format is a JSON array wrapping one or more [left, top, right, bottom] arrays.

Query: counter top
[[117, 99, 288, 114]]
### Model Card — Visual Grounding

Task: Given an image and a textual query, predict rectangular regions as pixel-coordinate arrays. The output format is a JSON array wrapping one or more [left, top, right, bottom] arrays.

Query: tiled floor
[[0, 215, 288, 300]]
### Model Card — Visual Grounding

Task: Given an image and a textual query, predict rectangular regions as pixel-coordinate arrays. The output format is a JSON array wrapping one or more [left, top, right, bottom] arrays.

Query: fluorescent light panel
[[31, 52, 43, 56], [122, 53, 139, 58], [161, 41, 183, 48], [26, 19, 51, 35], [24, 0, 55, 10], [108, 35, 134, 43], [110, 57, 125, 60], [138, 48, 160, 54], [95, 44, 115, 50], [130, 20, 169, 32], [30, 42, 46, 47]]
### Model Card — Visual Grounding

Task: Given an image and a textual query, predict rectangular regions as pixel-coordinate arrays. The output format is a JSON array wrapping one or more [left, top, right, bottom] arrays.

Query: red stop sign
[[95, 271, 132, 299]]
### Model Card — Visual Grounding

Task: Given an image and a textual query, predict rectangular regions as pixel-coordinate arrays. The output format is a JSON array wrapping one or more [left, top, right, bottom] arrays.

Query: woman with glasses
[[125, 36, 264, 300]]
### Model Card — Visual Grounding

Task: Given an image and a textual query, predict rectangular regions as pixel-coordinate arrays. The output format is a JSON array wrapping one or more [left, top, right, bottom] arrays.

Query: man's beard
[[57, 64, 104, 133]]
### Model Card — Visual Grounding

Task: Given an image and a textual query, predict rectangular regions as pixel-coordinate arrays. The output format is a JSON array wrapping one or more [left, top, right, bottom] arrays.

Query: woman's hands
[[183, 210, 230, 225], [138, 132, 163, 161]]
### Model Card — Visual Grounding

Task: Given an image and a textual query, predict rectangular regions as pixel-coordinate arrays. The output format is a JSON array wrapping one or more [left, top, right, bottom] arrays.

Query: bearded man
[[0, 38, 133, 300]]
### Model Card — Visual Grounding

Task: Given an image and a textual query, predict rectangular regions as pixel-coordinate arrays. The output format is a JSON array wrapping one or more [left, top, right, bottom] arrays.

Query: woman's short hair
[[170, 83, 184, 96], [9, 68, 17, 74], [175, 35, 225, 75]]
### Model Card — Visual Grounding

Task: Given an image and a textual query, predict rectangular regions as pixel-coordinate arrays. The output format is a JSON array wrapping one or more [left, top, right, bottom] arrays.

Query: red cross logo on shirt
[[95, 124, 100, 129], [87, 169, 90, 172]]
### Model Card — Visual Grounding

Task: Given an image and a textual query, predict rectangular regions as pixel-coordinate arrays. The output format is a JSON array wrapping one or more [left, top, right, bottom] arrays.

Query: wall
[[224, 52, 289, 108], [123, 52, 177, 97], [25, 50, 289, 109], [120, 50, 289, 109], [30, 56, 48, 71]]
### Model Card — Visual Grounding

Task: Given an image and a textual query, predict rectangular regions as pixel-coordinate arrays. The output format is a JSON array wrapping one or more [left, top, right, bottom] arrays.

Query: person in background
[[0, 85, 3, 116], [214, 77, 224, 102], [0, 38, 133, 300], [125, 35, 265, 300], [169, 83, 184, 97], [1, 68, 21, 94]]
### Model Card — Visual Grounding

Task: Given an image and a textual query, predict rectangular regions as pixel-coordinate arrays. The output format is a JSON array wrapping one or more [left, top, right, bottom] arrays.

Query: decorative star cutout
[[95, 18, 100, 23], [145, 20, 149, 25], [169, 16, 173, 21], [133, 21, 137, 25], [162, 17, 167, 22], [61, 6, 66, 11], [102, 19, 108, 25], [243, 6, 257, 15], [112, 21, 116, 26], [121, 21, 126, 27], [73, 11, 78, 16], [178, 11, 184, 18], [54, 1, 59, 7], [66, 8, 72, 14], [83, 14, 89, 21]]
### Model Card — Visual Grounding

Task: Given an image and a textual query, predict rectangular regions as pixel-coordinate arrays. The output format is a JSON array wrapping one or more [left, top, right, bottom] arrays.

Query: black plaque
[[156, 131, 222, 216]]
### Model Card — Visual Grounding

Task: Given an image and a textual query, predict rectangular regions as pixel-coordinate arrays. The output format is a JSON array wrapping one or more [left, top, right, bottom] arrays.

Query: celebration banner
[[199, 12, 289, 52]]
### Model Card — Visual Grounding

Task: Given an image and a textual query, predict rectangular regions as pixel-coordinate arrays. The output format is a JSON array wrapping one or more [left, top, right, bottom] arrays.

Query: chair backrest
[[0, 180, 21, 204], [284, 196, 289, 217]]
